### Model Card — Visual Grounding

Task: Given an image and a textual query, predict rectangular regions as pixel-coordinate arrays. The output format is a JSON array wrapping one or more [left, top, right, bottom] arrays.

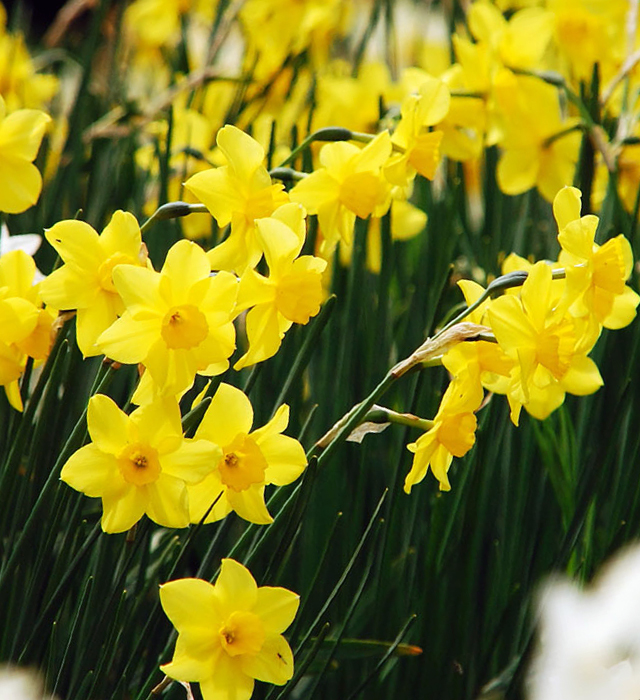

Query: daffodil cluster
[[404, 186, 639, 494]]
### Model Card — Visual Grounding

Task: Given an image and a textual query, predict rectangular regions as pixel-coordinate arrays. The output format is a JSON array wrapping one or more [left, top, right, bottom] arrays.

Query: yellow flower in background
[[160, 559, 299, 700], [60, 394, 218, 533], [0, 17, 58, 112], [290, 131, 392, 254], [548, 0, 628, 83], [234, 203, 326, 370], [554, 186, 640, 330], [98, 239, 237, 397], [239, 0, 347, 80], [404, 376, 483, 493], [340, 198, 427, 273], [385, 75, 449, 190], [0, 96, 50, 214], [39, 211, 148, 357], [467, 0, 554, 71], [185, 125, 289, 273], [189, 382, 307, 525], [488, 261, 603, 425], [493, 72, 581, 202], [136, 104, 216, 241]]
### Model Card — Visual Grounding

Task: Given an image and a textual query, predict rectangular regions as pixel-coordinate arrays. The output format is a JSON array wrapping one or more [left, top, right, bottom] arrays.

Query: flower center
[[161, 304, 209, 349], [219, 611, 265, 657], [218, 434, 267, 492], [117, 443, 161, 486], [98, 252, 136, 293]]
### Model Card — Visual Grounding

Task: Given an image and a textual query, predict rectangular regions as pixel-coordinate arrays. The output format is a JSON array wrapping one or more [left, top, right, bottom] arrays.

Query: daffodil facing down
[[0, 95, 50, 214], [40, 211, 149, 357], [554, 186, 640, 330], [60, 394, 219, 533], [184, 125, 289, 273], [97, 239, 238, 397], [188, 382, 307, 525], [234, 203, 326, 370], [404, 376, 483, 493], [160, 559, 299, 700]]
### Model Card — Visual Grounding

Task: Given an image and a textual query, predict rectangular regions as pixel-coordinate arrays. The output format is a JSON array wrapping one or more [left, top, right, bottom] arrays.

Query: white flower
[[529, 544, 640, 700]]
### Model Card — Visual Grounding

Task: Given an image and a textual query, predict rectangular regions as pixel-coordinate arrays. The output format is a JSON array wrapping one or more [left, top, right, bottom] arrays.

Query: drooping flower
[[188, 382, 307, 525], [39, 211, 149, 357], [60, 394, 219, 533], [160, 559, 299, 700], [97, 239, 238, 397], [184, 125, 289, 273], [404, 376, 483, 493], [554, 186, 640, 330], [0, 95, 50, 214], [234, 203, 326, 370]]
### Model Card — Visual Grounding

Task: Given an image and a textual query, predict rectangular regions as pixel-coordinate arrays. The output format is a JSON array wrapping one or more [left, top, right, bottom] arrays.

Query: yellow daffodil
[[0, 26, 58, 112], [98, 239, 238, 397], [554, 186, 640, 330], [239, 0, 347, 80], [39, 211, 149, 357], [160, 559, 299, 700], [404, 377, 483, 493], [0, 249, 53, 410], [185, 125, 289, 273], [60, 394, 219, 533], [385, 75, 449, 190], [234, 203, 326, 370], [488, 261, 603, 425], [0, 95, 50, 214], [290, 131, 392, 254], [188, 382, 307, 525], [493, 72, 581, 202]]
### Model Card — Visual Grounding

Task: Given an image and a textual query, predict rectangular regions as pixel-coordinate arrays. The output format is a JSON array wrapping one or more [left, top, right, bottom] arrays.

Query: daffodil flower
[[488, 261, 603, 425], [97, 239, 238, 397], [233, 203, 326, 370], [0, 95, 50, 214], [404, 377, 483, 493], [160, 559, 299, 700], [185, 125, 289, 273], [0, 249, 53, 410], [290, 130, 392, 254], [188, 382, 307, 525], [40, 210, 149, 357], [60, 394, 219, 533], [554, 186, 640, 330]]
